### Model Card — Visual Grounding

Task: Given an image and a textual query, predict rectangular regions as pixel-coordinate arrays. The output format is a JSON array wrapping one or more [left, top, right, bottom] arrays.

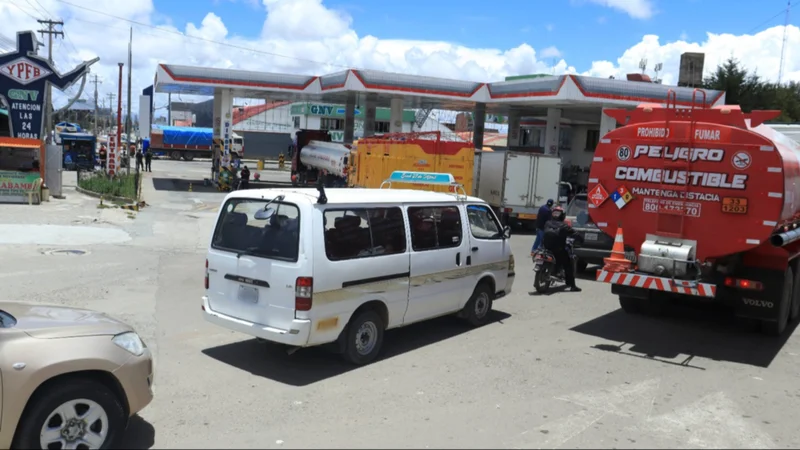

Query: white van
[[202, 171, 516, 365]]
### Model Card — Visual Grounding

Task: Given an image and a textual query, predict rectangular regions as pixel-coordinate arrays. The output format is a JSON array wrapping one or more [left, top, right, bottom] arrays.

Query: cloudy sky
[[1, 0, 798, 116]]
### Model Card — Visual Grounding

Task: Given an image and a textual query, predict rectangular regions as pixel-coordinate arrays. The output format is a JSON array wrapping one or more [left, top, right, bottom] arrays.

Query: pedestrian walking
[[135, 149, 144, 172]]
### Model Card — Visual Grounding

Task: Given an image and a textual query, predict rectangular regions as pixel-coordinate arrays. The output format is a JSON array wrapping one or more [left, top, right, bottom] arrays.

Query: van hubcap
[[355, 321, 378, 355], [474, 292, 490, 318], [40, 399, 109, 449]]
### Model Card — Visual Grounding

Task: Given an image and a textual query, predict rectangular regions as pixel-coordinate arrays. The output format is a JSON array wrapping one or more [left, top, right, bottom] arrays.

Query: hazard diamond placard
[[589, 183, 609, 207]]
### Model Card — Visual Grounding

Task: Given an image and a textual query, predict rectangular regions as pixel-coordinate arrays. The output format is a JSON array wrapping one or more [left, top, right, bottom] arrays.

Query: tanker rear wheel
[[761, 267, 793, 336], [618, 296, 642, 314], [791, 264, 800, 322]]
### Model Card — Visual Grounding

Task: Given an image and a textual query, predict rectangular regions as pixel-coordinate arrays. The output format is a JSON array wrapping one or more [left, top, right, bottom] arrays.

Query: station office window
[[320, 118, 344, 130], [375, 121, 391, 133], [292, 116, 300, 128], [558, 128, 573, 150], [585, 129, 600, 151]]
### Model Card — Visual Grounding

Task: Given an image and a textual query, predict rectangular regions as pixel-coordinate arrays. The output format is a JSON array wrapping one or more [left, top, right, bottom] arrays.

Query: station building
[[152, 64, 726, 189]]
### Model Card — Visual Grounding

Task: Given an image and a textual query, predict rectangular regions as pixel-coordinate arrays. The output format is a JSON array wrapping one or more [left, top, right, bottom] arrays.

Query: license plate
[[584, 232, 598, 241], [238, 285, 259, 304]]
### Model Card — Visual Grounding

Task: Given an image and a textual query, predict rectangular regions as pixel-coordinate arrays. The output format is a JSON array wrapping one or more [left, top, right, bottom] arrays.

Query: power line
[[51, 0, 352, 70], [6, 1, 39, 20], [747, 0, 800, 34]]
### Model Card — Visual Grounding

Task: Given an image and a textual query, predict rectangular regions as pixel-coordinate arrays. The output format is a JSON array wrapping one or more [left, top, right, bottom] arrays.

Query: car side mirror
[[502, 226, 511, 239]]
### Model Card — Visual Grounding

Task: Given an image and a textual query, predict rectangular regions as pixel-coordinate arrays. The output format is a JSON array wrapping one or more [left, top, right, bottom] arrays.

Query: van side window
[[407, 206, 462, 251], [467, 204, 502, 239], [324, 207, 406, 261]]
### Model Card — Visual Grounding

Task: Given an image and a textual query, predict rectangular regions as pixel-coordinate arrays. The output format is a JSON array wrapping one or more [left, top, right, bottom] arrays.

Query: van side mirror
[[502, 226, 511, 239]]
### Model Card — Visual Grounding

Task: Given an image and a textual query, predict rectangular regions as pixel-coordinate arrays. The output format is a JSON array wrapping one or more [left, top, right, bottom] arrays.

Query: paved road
[[3, 161, 800, 449]]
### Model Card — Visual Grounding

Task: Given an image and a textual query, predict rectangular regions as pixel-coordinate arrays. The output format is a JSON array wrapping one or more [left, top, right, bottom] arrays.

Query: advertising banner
[[0, 170, 39, 203]]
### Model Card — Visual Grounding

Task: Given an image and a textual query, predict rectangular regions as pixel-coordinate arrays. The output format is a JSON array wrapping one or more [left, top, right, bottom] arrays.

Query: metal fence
[[77, 168, 139, 201]]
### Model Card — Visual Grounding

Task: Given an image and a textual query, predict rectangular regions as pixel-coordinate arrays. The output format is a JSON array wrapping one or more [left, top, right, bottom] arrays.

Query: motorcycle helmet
[[551, 206, 566, 221]]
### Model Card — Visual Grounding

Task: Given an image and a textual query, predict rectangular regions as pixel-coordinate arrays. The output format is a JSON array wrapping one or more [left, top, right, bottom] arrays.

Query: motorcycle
[[533, 237, 577, 294]]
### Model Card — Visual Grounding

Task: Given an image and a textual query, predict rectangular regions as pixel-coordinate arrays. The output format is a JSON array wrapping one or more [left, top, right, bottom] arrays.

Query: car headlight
[[112, 332, 145, 356]]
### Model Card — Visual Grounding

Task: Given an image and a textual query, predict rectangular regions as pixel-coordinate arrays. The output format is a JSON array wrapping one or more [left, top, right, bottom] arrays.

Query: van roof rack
[[380, 170, 467, 199]]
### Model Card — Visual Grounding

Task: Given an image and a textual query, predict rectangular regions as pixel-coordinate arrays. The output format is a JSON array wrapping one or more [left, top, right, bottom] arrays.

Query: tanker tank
[[589, 103, 800, 261], [298, 141, 351, 178]]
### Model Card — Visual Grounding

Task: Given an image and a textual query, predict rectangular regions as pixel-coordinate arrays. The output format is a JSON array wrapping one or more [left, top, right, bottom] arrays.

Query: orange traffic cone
[[603, 226, 633, 273]]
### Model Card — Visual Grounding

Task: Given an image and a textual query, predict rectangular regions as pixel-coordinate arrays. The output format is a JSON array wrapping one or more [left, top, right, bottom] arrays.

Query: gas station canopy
[[154, 64, 726, 114]]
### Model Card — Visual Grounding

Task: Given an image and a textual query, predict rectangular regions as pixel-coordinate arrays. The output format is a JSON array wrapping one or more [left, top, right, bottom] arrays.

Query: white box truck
[[474, 150, 563, 228]]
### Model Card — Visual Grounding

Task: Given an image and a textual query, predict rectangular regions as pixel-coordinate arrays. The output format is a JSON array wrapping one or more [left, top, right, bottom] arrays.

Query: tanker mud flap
[[727, 268, 786, 322]]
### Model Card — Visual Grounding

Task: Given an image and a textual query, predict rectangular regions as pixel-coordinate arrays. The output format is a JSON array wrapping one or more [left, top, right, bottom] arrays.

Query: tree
[[702, 57, 800, 122]]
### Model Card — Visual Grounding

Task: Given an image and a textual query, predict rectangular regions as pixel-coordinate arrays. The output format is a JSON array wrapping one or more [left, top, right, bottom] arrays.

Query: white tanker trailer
[[291, 130, 352, 187]]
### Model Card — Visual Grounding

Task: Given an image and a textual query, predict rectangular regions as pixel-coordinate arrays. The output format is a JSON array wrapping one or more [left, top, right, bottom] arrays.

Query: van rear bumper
[[202, 296, 311, 346]]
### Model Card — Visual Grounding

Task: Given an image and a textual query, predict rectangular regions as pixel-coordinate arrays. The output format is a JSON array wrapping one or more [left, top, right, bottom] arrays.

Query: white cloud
[[585, 0, 656, 19], [0, 0, 797, 117], [540, 46, 562, 59]]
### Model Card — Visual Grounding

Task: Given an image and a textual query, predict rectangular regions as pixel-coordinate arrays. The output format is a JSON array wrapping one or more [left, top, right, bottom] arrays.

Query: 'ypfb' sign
[[0, 31, 97, 140]]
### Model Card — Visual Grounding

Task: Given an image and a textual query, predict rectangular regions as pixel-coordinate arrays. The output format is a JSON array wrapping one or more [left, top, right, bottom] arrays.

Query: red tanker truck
[[590, 91, 800, 336]]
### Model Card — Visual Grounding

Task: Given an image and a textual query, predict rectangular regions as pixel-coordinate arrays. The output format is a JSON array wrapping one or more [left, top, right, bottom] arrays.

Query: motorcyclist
[[531, 199, 554, 252], [542, 206, 583, 292]]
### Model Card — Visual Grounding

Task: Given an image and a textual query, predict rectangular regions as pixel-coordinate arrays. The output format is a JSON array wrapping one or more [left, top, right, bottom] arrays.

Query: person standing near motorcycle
[[542, 206, 583, 292], [531, 199, 554, 252]]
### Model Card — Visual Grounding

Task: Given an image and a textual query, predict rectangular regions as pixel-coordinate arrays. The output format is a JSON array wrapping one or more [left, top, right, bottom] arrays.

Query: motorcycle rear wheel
[[534, 268, 551, 294]]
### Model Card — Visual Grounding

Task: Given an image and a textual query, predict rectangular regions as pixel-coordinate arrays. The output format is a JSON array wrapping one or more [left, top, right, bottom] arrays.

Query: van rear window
[[212, 198, 300, 262]]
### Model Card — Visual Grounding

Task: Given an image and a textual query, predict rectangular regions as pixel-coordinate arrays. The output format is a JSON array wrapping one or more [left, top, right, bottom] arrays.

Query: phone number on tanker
[[631, 186, 721, 202]]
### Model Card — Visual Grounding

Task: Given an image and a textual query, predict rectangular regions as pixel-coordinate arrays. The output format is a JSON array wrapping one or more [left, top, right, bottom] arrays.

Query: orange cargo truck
[[348, 131, 474, 193]]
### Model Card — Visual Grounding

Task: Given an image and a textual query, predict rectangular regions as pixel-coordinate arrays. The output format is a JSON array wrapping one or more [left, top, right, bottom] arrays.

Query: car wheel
[[13, 378, 126, 450], [342, 310, 385, 366], [462, 282, 494, 327]]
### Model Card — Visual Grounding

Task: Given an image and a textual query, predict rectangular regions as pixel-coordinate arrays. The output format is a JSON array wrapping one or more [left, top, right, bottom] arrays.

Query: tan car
[[0, 302, 154, 449]]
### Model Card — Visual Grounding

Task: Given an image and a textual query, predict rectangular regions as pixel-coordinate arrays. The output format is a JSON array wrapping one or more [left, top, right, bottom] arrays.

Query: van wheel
[[13, 378, 126, 450], [342, 310, 384, 366], [762, 267, 793, 336], [462, 283, 494, 327]]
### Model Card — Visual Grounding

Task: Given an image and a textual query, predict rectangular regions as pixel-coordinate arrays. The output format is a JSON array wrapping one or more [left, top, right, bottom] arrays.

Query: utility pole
[[90, 74, 101, 135], [117, 62, 123, 175], [126, 28, 133, 141], [38, 19, 64, 143], [167, 93, 172, 125], [126, 28, 133, 175], [779, 0, 791, 84], [106, 93, 115, 129]]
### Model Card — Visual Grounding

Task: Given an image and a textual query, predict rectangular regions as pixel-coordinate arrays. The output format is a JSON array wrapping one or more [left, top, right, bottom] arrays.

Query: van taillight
[[295, 277, 313, 311], [204, 259, 209, 290]]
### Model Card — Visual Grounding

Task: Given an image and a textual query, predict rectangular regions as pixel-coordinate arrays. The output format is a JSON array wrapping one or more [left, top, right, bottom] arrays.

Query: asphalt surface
[[3, 159, 800, 449]]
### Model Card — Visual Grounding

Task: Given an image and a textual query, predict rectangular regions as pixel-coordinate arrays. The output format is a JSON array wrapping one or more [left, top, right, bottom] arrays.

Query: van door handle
[[471, 246, 479, 252], [456, 252, 461, 266]]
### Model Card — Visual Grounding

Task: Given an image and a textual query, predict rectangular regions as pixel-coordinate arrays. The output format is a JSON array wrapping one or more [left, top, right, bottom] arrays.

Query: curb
[[75, 186, 135, 204]]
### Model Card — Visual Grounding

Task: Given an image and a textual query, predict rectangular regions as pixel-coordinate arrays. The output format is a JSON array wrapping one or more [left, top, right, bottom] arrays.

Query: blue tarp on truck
[[156, 125, 213, 146]]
